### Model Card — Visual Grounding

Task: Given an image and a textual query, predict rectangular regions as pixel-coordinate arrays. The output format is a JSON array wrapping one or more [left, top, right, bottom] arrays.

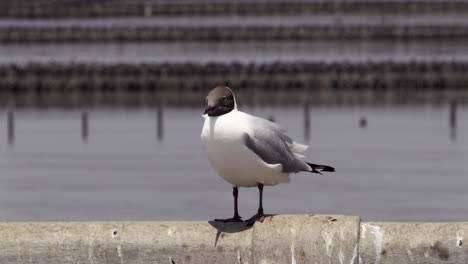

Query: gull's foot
[[246, 213, 265, 226], [214, 216, 243, 223]]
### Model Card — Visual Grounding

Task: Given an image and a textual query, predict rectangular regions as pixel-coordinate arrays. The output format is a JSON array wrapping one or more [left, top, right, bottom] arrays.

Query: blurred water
[[0, 106, 467, 222], [2, 40, 468, 64]]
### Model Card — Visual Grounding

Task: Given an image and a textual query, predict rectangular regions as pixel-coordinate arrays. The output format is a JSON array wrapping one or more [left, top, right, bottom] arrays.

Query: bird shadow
[[208, 214, 277, 247], [208, 220, 252, 247]]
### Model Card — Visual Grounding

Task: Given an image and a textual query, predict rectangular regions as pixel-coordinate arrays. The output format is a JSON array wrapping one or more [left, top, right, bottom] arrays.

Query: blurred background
[[0, 0, 467, 222]]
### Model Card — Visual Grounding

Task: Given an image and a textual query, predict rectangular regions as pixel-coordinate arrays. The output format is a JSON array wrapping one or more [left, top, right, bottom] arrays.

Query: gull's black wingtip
[[306, 163, 335, 173], [321, 165, 335, 172]]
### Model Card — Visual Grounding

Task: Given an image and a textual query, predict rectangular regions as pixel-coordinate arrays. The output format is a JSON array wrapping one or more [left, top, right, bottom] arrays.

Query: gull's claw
[[246, 213, 265, 226]]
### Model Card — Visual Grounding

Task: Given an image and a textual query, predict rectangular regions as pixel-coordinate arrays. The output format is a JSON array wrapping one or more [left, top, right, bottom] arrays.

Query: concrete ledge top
[[360, 222, 468, 264], [0, 215, 467, 264]]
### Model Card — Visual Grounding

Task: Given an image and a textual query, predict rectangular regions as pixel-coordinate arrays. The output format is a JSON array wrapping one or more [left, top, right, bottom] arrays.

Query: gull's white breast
[[201, 110, 289, 187]]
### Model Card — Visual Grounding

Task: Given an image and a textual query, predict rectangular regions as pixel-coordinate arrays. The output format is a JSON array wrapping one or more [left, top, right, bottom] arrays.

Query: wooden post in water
[[81, 110, 88, 142], [359, 117, 367, 129], [304, 102, 310, 141], [450, 100, 457, 129], [157, 101, 164, 141], [450, 100, 457, 140], [7, 109, 14, 147]]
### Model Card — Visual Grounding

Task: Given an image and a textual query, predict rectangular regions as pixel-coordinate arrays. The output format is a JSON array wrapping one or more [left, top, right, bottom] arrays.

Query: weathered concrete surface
[[2, 217, 468, 264], [0, 215, 359, 264], [253, 215, 360, 264], [359, 222, 468, 264], [0, 221, 254, 264]]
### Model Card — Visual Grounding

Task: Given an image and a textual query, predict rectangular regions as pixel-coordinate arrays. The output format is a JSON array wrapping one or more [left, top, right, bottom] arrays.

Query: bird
[[201, 86, 334, 226]]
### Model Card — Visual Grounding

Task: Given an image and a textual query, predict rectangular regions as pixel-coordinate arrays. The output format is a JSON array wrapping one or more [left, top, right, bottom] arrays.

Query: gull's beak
[[204, 105, 214, 115]]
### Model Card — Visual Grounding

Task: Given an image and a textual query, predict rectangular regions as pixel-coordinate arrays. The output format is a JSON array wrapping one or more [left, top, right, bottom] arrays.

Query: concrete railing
[[0, 215, 466, 264]]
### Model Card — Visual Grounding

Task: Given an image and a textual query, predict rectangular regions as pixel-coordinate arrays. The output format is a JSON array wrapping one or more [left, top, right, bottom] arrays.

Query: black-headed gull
[[201, 86, 334, 225]]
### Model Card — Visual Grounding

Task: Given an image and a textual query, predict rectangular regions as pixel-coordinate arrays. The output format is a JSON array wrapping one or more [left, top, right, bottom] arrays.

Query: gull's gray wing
[[243, 118, 310, 173]]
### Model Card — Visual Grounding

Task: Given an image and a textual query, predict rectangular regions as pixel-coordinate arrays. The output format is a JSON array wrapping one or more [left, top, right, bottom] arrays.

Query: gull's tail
[[306, 162, 335, 175]]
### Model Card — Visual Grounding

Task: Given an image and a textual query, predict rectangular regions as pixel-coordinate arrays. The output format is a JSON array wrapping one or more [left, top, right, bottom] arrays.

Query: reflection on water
[[2, 40, 468, 64], [0, 106, 466, 222]]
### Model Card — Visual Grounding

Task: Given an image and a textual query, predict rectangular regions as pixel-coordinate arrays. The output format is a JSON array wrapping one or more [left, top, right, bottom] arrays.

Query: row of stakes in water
[[4, 101, 459, 147]]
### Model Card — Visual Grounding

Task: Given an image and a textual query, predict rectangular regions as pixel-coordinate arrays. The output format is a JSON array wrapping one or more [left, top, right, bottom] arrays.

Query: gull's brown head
[[204, 86, 235, 116]]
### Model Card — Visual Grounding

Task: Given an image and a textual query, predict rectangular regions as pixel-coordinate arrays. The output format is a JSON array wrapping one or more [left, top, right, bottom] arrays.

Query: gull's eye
[[222, 96, 227, 102]]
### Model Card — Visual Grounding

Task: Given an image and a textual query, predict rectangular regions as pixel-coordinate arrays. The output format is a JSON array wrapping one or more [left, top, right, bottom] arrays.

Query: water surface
[[0, 106, 466, 222]]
